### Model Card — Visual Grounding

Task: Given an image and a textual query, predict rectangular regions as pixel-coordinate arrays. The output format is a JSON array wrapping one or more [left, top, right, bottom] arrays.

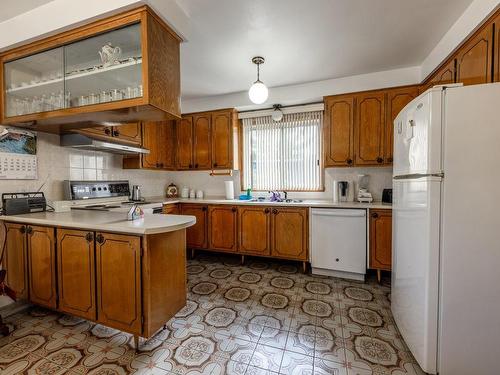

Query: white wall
[[181, 66, 421, 113], [420, 0, 500, 80]]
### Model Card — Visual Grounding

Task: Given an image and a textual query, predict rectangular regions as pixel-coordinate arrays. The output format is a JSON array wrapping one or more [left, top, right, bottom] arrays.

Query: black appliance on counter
[[1, 192, 47, 215], [382, 188, 393, 204]]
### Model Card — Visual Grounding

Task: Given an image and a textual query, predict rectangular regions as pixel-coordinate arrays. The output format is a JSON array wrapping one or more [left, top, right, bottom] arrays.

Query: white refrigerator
[[392, 83, 500, 375]]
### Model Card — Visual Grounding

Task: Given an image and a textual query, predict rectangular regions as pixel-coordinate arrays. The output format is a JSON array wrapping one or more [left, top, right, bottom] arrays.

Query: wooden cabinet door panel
[[421, 59, 456, 93], [57, 229, 96, 320], [158, 120, 176, 169], [163, 203, 180, 214], [456, 25, 493, 86], [77, 126, 113, 140], [141, 122, 159, 168], [180, 204, 208, 249], [193, 114, 211, 169], [4, 223, 28, 300], [176, 117, 194, 169], [238, 206, 271, 256], [385, 87, 419, 164], [271, 208, 308, 261], [494, 14, 500, 82], [211, 111, 233, 169], [114, 123, 141, 144], [324, 95, 354, 167], [208, 205, 237, 252], [27, 225, 56, 309], [355, 92, 385, 165], [369, 209, 392, 270], [96, 233, 141, 334]]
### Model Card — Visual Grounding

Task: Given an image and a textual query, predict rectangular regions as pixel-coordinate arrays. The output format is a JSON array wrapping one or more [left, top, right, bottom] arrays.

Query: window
[[242, 110, 322, 191]]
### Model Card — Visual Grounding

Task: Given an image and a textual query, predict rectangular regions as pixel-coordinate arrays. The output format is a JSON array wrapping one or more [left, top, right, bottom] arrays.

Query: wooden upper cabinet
[[0, 6, 181, 132], [238, 206, 271, 256], [369, 209, 392, 271], [324, 95, 355, 167], [270, 208, 308, 261], [27, 225, 56, 309], [208, 205, 238, 252], [193, 114, 212, 169], [114, 123, 141, 144], [456, 24, 493, 86], [96, 232, 142, 334], [181, 204, 208, 249], [421, 59, 456, 92], [3, 223, 28, 300], [141, 122, 159, 168], [493, 13, 500, 82], [176, 116, 194, 169], [211, 111, 234, 169], [57, 229, 96, 320], [355, 91, 385, 165], [158, 120, 176, 169], [385, 86, 419, 164]]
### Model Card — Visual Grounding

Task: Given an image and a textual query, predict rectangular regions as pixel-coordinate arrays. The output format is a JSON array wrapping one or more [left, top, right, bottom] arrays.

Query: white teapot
[[98, 43, 122, 67]]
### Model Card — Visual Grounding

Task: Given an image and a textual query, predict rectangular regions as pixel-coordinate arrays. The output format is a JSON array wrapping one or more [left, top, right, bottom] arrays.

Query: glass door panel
[[4, 47, 64, 117], [64, 23, 142, 108]]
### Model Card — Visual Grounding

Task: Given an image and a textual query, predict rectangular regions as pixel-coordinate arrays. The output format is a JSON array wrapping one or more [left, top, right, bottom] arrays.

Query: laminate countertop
[[151, 197, 392, 210], [0, 210, 196, 235]]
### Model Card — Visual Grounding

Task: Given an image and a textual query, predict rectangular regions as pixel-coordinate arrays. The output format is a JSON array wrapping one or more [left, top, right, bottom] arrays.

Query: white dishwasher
[[311, 208, 367, 281]]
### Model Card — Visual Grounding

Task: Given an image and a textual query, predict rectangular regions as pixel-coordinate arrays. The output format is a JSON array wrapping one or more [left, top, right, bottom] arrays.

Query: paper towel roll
[[332, 180, 339, 203], [225, 180, 234, 200]]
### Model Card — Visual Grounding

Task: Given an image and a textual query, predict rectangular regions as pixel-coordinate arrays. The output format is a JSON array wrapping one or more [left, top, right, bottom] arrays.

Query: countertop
[[0, 210, 196, 235], [147, 196, 392, 210]]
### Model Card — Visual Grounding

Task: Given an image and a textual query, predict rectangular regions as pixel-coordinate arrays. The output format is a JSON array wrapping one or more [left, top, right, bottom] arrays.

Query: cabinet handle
[[85, 232, 94, 242], [335, 258, 340, 262], [195, 163, 199, 168], [231, 207, 237, 212], [96, 234, 105, 244], [104, 128, 111, 135], [113, 130, 120, 137], [20, 225, 26, 234], [202, 206, 208, 212], [272, 209, 278, 214], [388, 157, 393, 163], [346, 158, 353, 165], [213, 163, 218, 168], [377, 157, 383, 164], [264, 208, 270, 214], [372, 212, 379, 219], [188, 164, 193, 169], [26, 226, 33, 235], [159, 163, 164, 168]]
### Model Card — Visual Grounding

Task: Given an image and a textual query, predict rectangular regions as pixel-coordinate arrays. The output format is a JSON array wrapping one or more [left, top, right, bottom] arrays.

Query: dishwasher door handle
[[311, 211, 366, 218]]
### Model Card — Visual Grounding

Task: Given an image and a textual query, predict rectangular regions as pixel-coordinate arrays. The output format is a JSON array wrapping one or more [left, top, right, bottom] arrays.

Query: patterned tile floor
[[0, 253, 427, 375]]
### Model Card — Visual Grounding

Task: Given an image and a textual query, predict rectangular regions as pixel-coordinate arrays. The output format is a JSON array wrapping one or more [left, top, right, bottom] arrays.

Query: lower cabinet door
[[181, 204, 208, 249], [238, 206, 271, 256], [208, 205, 237, 252], [57, 229, 96, 320], [369, 209, 393, 270], [271, 208, 308, 261], [4, 223, 28, 300], [27, 225, 57, 309], [96, 233, 142, 334]]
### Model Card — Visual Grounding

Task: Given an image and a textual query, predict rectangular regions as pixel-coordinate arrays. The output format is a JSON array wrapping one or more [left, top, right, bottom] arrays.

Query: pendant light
[[248, 56, 268, 104], [271, 104, 283, 122]]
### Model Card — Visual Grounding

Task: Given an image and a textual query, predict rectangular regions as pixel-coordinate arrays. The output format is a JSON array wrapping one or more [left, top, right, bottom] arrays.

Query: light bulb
[[272, 107, 283, 122], [248, 81, 268, 104]]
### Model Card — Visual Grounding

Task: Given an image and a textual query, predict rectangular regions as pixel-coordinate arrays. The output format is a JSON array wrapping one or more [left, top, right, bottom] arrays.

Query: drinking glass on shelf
[[125, 86, 133, 99], [111, 89, 123, 101], [78, 96, 87, 106], [138, 84, 143, 97], [100, 91, 110, 103], [65, 91, 71, 107]]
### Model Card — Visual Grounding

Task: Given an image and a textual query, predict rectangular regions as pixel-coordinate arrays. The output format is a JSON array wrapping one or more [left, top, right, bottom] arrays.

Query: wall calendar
[[0, 126, 38, 180]]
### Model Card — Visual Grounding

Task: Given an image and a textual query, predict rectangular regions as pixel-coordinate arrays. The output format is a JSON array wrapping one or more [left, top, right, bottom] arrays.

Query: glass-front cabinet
[[1, 6, 180, 129]]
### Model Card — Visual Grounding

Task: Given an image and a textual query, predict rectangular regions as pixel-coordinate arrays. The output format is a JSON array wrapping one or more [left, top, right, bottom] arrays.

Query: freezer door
[[392, 177, 441, 374], [393, 88, 443, 177]]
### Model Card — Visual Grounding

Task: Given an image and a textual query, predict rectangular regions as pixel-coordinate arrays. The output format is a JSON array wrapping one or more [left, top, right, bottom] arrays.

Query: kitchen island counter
[[0, 210, 196, 235]]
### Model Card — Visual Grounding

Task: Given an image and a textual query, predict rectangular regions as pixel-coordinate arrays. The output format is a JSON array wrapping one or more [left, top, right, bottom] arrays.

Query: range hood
[[60, 134, 150, 155]]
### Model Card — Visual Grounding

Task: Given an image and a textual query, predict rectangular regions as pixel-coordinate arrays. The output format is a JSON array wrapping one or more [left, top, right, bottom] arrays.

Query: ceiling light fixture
[[248, 56, 268, 104], [272, 104, 283, 122]]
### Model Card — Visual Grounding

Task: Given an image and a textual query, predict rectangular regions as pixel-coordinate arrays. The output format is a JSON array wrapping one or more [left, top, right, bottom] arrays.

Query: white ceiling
[[178, 0, 473, 100], [0, 0, 55, 23]]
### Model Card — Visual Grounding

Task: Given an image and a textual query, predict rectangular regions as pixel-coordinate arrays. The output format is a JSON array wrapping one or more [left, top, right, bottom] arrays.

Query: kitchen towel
[[225, 180, 234, 200]]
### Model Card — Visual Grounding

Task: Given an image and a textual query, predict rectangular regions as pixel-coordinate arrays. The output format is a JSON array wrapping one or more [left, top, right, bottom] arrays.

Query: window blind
[[242, 111, 322, 191]]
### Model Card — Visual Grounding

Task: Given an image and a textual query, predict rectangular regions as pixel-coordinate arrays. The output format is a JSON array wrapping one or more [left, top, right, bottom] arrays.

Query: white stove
[[51, 180, 162, 213]]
